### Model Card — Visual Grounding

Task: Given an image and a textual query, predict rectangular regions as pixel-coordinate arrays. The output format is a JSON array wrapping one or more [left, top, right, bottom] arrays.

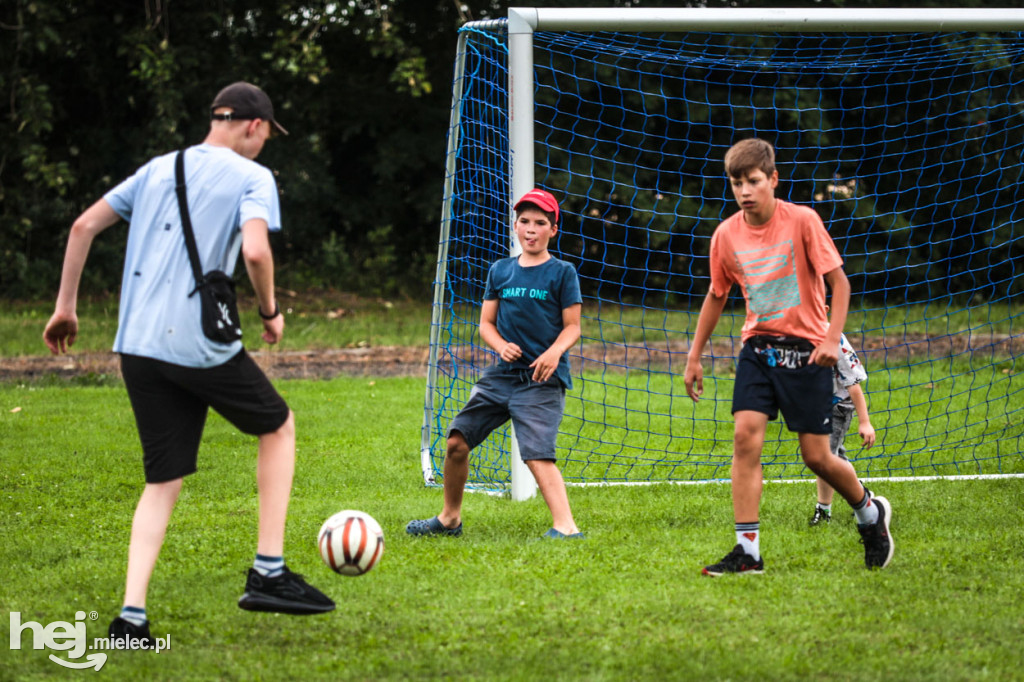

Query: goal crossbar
[[508, 7, 1024, 33]]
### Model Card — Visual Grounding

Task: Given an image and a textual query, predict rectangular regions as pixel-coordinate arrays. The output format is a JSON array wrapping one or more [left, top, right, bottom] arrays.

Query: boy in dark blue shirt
[[408, 189, 584, 539]]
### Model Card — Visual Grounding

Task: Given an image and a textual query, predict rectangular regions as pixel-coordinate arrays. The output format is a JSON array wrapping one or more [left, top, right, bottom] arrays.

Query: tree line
[[1, 0, 1007, 301]]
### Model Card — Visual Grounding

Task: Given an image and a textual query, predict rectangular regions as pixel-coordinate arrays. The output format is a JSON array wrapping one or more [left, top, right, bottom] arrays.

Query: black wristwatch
[[258, 302, 281, 320]]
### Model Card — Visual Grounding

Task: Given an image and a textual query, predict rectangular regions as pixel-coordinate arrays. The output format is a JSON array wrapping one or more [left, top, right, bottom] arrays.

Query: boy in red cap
[[407, 189, 584, 539]]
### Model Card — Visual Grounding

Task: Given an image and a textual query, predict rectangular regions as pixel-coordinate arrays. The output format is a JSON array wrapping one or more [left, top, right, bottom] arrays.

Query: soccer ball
[[317, 510, 385, 576]]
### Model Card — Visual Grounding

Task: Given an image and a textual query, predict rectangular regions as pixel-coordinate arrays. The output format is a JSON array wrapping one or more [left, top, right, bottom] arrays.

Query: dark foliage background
[[0, 0, 1006, 300]]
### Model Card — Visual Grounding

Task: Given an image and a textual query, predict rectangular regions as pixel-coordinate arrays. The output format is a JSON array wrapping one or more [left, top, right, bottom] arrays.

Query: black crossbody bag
[[174, 150, 243, 344]]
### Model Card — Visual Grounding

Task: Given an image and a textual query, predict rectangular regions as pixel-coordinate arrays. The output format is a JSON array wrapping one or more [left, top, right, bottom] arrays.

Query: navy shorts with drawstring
[[120, 351, 290, 483], [447, 365, 566, 462], [732, 336, 832, 434]]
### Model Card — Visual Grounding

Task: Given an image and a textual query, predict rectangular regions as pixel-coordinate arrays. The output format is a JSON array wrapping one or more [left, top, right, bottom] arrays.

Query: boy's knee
[[146, 477, 183, 496], [733, 427, 761, 453], [269, 410, 295, 439], [446, 432, 470, 462], [802, 453, 824, 474], [801, 448, 837, 477], [524, 458, 556, 475]]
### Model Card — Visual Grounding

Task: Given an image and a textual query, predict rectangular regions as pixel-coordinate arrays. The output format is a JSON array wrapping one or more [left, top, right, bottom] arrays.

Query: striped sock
[[736, 522, 760, 561], [253, 554, 285, 578], [119, 606, 147, 627]]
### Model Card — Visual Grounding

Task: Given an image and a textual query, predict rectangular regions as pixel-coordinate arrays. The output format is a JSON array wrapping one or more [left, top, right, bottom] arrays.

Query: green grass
[[2, 379, 1023, 681], [0, 292, 432, 356], [5, 295, 1019, 357]]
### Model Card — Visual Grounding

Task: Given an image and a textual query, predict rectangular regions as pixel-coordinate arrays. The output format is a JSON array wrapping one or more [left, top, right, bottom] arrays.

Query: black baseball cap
[[210, 82, 288, 136]]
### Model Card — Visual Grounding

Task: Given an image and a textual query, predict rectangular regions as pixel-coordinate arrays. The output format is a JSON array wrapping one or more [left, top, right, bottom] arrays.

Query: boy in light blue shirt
[[44, 82, 333, 646]]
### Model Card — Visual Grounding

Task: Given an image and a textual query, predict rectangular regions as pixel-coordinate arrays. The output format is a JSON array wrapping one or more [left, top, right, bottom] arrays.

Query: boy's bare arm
[[479, 299, 521, 362], [242, 218, 284, 344], [684, 290, 728, 401], [43, 199, 121, 354], [848, 382, 876, 448], [812, 267, 851, 367], [530, 303, 582, 383]]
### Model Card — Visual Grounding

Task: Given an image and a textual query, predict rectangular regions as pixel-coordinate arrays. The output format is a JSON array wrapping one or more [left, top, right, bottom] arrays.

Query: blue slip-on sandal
[[406, 516, 463, 537], [542, 528, 585, 540]]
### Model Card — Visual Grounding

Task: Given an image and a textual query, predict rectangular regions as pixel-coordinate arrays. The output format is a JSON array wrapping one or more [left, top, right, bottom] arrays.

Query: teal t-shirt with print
[[483, 256, 582, 388]]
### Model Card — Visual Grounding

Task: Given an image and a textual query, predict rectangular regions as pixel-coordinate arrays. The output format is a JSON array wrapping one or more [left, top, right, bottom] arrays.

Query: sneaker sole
[[701, 566, 764, 577], [871, 496, 895, 569], [238, 593, 336, 615]]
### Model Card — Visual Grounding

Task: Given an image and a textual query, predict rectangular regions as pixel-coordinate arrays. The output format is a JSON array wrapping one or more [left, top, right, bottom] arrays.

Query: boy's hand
[[810, 342, 839, 367], [43, 311, 78, 355], [260, 313, 285, 344], [684, 358, 704, 402], [859, 421, 876, 449], [499, 342, 523, 363], [529, 348, 558, 383]]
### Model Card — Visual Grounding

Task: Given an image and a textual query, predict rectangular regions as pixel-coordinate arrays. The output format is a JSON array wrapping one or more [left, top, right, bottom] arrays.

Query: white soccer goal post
[[422, 7, 1024, 500]]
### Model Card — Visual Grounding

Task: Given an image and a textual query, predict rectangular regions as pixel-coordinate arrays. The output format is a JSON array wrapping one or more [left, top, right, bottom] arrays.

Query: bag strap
[[174, 150, 205, 296]]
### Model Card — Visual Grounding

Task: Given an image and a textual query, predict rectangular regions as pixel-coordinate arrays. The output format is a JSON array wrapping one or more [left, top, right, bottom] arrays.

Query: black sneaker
[[857, 495, 894, 569], [809, 506, 832, 526], [108, 617, 153, 648], [702, 544, 765, 577], [238, 566, 335, 615]]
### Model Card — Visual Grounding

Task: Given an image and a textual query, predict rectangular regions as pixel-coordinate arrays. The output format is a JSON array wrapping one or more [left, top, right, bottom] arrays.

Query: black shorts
[[120, 351, 290, 483], [732, 337, 832, 434]]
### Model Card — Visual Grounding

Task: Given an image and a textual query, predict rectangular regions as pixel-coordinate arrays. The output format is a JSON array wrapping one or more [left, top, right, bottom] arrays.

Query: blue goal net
[[422, 20, 1024, 493]]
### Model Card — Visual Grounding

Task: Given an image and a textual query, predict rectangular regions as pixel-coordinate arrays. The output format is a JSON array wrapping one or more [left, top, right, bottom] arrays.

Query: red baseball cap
[[514, 188, 560, 225]]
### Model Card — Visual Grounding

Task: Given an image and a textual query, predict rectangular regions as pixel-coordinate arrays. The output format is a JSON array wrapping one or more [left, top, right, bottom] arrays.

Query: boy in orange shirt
[[683, 138, 893, 574]]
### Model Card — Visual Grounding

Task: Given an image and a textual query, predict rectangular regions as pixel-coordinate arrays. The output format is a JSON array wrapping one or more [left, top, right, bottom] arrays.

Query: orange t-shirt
[[709, 200, 843, 345]]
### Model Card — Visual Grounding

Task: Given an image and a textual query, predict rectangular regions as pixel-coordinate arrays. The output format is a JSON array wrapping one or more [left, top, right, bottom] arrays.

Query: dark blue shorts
[[732, 338, 832, 434], [447, 365, 566, 462], [121, 351, 290, 483]]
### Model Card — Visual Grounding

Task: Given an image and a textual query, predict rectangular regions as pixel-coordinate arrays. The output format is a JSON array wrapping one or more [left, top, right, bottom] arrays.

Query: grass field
[[0, 292, 432, 357], [3, 296, 1018, 358], [2, 377, 1023, 681]]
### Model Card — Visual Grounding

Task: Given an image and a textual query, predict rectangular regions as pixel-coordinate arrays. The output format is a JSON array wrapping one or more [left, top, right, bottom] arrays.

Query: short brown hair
[[515, 202, 557, 226], [724, 138, 775, 179]]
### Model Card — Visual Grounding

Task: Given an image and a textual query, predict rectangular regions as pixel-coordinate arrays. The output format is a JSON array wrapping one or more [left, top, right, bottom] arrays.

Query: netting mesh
[[424, 24, 1024, 492]]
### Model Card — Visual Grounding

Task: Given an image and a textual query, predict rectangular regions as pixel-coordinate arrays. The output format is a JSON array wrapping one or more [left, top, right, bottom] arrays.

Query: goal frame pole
[[422, 30, 471, 486]]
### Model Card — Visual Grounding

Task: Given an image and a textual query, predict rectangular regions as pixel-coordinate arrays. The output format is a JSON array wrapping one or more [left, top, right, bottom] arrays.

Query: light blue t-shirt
[[104, 144, 281, 368], [483, 256, 582, 389]]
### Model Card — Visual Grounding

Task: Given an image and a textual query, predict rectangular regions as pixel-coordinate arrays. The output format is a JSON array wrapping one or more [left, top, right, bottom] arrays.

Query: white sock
[[852, 493, 879, 526], [736, 522, 760, 560]]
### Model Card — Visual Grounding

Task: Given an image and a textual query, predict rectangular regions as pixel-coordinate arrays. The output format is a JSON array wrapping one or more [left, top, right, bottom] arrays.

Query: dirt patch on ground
[[0, 347, 432, 382], [5, 332, 1017, 383]]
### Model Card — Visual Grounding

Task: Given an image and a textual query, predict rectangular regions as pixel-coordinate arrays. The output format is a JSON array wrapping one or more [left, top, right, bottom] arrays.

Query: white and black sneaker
[[809, 506, 832, 526], [857, 496, 894, 569]]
